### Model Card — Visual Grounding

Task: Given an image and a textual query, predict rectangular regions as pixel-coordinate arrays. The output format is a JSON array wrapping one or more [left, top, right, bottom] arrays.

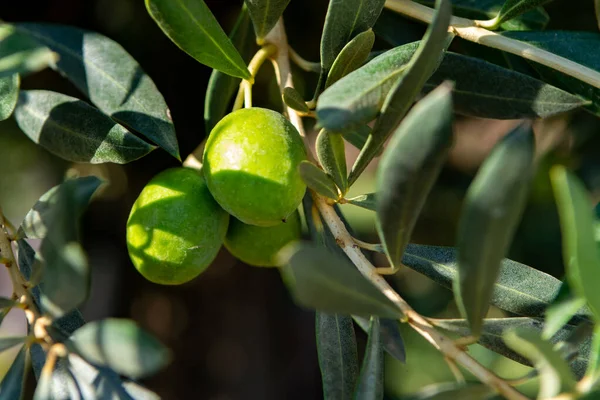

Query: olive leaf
[[14, 90, 156, 164], [454, 123, 535, 338], [353, 316, 406, 362], [376, 83, 453, 269], [68, 319, 171, 379], [14, 23, 180, 159], [354, 317, 384, 400], [342, 125, 371, 151], [347, 193, 376, 211], [316, 129, 348, 194], [299, 160, 340, 200], [0, 337, 27, 353], [543, 283, 587, 340], [283, 87, 309, 113], [279, 242, 403, 318], [0, 24, 55, 78], [244, 0, 291, 41], [145, 0, 250, 79], [550, 166, 600, 322], [348, 0, 452, 186], [325, 29, 375, 89], [0, 74, 19, 121], [0, 345, 28, 400], [316, 313, 359, 400], [205, 6, 256, 132], [491, 0, 555, 28]]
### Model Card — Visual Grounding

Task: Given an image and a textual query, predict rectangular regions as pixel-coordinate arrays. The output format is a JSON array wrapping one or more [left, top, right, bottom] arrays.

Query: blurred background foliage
[[0, 0, 599, 399]]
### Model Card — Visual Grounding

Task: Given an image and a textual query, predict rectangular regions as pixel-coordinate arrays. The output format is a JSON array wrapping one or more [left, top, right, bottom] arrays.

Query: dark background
[[0, 1, 598, 399]]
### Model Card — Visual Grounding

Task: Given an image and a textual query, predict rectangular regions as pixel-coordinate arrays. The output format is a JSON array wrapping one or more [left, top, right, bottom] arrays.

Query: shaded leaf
[[455, 123, 535, 338], [0, 24, 55, 78], [403, 244, 592, 321], [279, 242, 402, 318], [0, 337, 27, 353], [403, 382, 494, 400], [14, 90, 155, 164], [0, 345, 28, 399], [376, 84, 453, 269], [347, 193, 376, 211], [349, 0, 452, 185], [145, 0, 250, 79], [205, 6, 256, 132], [316, 129, 347, 194], [341, 125, 371, 151], [15, 23, 180, 159], [543, 287, 586, 340], [316, 313, 359, 400], [245, 0, 290, 41], [504, 327, 576, 398], [0, 74, 19, 121], [20, 176, 103, 240], [354, 317, 383, 400], [0, 297, 17, 310], [493, 0, 554, 28], [503, 31, 600, 118], [283, 87, 309, 113], [550, 166, 600, 322], [69, 318, 171, 379], [325, 29, 375, 89], [353, 316, 405, 362], [299, 160, 340, 200]]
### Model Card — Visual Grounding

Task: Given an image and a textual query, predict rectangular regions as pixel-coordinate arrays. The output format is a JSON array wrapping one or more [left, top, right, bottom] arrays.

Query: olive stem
[[289, 46, 321, 73], [233, 44, 278, 111], [384, 0, 600, 90], [266, 15, 528, 400]]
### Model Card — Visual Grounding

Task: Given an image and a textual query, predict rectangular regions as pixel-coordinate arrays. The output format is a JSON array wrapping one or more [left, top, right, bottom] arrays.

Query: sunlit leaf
[[316, 313, 359, 400], [145, 0, 250, 80], [550, 166, 600, 322], [376, 84, 453, 269], [347, 193, 376, 211], [0, 74, 19, 121], [316, 129, 347, 194], [280, 242, 402, 318], [326, 29, 375, 89], [14, 23, 180, 159], [14, 90, 156, 164], [354, 317, 384, 400], [504, 327, 576, 398], [283, 87, 309, 113], [454, 123, 535, 338], [353, 316, 405, 362], [543, 283, 586, 340], [0, 345, 28, 399], [349, 0, 452, 185], [299, 160, 340, 200], [245, 0, 290, 41], [492, 0, 554, 28], [69, 318, 171, 379], [0, 24, 55, 78]]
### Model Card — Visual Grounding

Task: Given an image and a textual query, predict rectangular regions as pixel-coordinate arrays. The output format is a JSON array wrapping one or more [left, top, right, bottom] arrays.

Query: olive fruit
[[203, 107, 307, 227], [126, 167, 229, 285], [224, 211, 302, 267]]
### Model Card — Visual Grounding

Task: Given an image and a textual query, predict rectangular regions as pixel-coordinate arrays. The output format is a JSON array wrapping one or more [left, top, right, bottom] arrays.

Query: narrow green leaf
[[348, 0, 452, 186], [316, 313, 359, 400], [245, 0, 290, 41], [283, 87, 310, 113], [503, 31, 600, 119], [0, 345, 28, 399], [341, 125, 371, 151], [14, 23, 180, 159], [403, 383, 494, 400], [0, 337, 27, 353], [316, 0, 386, 97], [354, 317, 384, 400], [0, 24, 55, 78], [550, 166, 600, 322], [299, 160, 340, 200], [316, 129, 348, 194], [19, 176, 103, 240], [493, 0, 554, 28], [347, 193, 376, 211], [326, 29, 375, 89], [205, 6, 255, 132], [14, 90, 155, 164], [0, 74, 19, 121], [543, 294, 586, 340], [0, 297, 16, 310], [585, 324, 600, 380], [145, 0, 250, 79], [353, 317, 406, 362], [504, 327, 576, 398], [69, 319, 171, 379], [455, 123, 535, 338], [376, 84, 453, 269], [403, 244, 592, 322], [279, 242, 403, 318]]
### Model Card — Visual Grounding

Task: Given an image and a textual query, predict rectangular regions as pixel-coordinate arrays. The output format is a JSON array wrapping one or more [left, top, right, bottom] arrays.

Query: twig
[[289, 47, 321, 73], [265, 15, 529, 400], [384, 0, 600, 90]]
